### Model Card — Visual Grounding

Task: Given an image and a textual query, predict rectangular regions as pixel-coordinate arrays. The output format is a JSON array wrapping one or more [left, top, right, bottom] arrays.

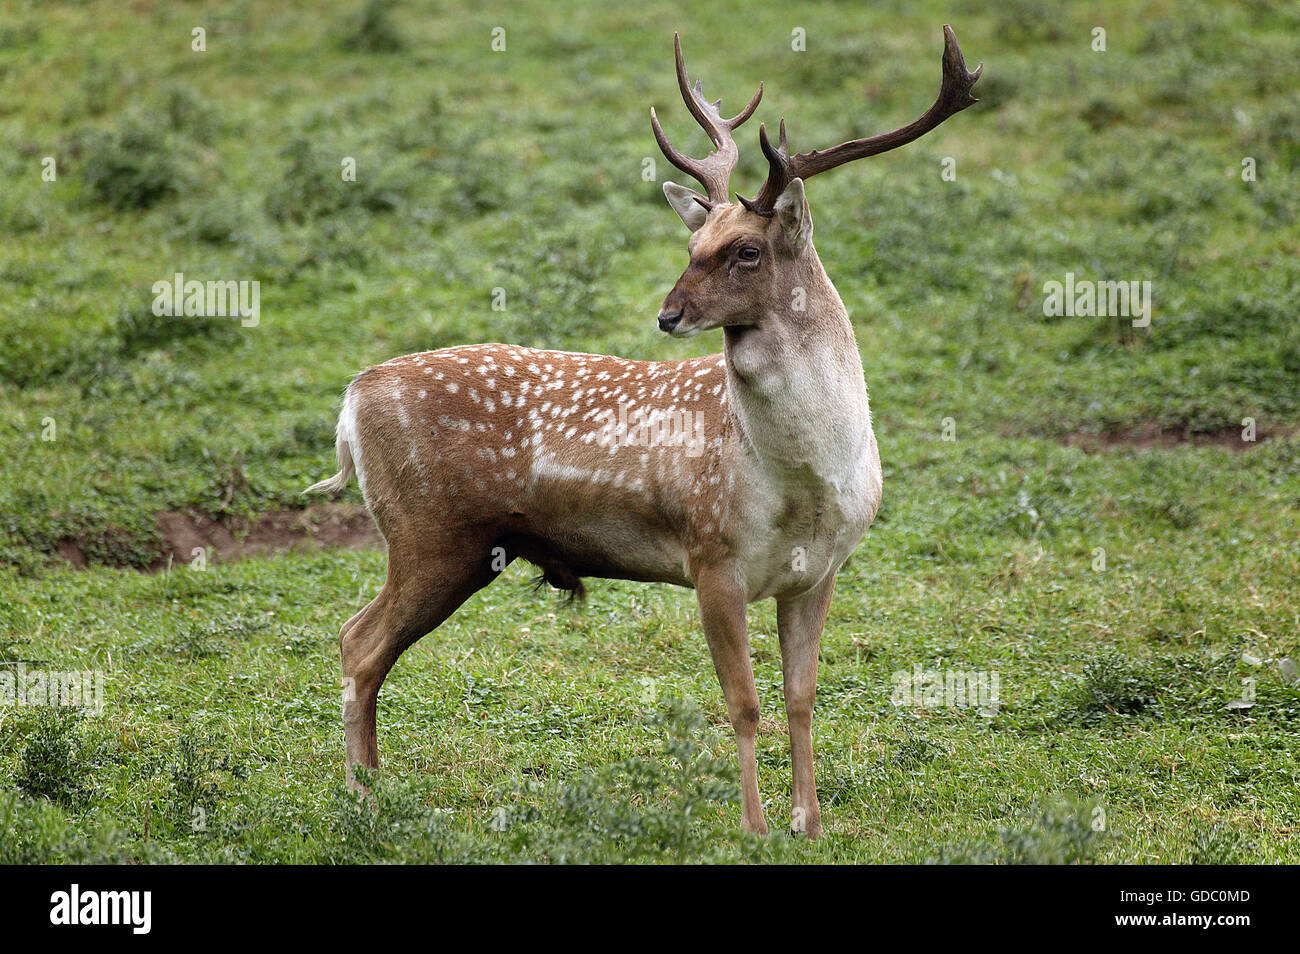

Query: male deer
[[307, 26, 980, 837]]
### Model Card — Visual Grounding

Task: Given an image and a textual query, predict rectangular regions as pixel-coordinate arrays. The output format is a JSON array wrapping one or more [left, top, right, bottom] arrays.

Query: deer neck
[[720, 247, 871, 482]]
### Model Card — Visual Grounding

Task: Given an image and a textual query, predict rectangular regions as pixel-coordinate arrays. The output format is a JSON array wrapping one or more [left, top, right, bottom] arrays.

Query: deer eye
[[738, 246, 760, 263]]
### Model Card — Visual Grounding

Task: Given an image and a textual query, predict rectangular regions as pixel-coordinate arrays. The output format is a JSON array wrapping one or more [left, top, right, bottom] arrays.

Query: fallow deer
[[307, 26, 980, 837]]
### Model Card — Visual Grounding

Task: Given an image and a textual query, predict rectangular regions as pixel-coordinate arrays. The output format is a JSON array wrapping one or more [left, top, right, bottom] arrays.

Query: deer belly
[[518, 506, 693, 587]]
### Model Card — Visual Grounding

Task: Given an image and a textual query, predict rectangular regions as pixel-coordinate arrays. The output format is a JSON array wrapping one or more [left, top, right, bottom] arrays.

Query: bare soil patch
[[152, 503, 381, 569]]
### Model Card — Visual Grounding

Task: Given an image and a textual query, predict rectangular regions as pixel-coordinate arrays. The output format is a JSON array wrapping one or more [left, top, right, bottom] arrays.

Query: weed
[[162, 725, 249, 834], [14, 710, 100, 810], [340, 0, 405, 54], [1066, 654, 1160, 725], [76, 108, 196, 210], [931, 799, 1109, 864]]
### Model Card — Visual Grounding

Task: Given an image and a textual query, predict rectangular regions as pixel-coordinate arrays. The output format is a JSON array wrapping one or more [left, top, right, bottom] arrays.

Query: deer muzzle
[[657, 308, 683, 333]]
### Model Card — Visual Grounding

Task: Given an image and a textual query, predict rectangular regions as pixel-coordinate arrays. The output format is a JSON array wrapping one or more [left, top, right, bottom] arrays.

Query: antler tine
[[740, 24, 982, 214], [650, 33, 763, 204]]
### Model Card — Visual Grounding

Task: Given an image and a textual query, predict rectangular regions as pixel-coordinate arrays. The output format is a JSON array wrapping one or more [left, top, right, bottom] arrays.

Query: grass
[[0, 0, 1297, 862]]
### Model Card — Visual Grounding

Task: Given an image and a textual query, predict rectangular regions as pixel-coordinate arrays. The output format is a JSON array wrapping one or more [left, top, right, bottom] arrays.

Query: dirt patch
[[153, 503, 381, 569], [1063, 424, 1294, 453], [56, 540, 90, 567]]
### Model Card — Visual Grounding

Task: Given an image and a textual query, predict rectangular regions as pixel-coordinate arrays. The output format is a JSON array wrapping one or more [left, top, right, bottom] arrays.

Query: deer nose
[[657, 309, 683, 333]]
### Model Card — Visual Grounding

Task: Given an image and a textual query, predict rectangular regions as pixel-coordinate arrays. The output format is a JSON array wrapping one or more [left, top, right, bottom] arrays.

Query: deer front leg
[[776, 571, 837, 839], [694, 564, 768, 835]]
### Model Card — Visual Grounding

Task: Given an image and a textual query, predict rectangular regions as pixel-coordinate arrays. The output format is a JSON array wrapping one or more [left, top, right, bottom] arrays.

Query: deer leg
[[342, 548, 494, 790], [695, 565, 767, 835], [339, 603, 370, 642], [776, 571, 837, 840], [340, 592, 389, 787]]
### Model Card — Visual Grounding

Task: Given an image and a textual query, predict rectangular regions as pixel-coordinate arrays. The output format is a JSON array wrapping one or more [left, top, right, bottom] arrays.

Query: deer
[[306, 25, 980, 838]]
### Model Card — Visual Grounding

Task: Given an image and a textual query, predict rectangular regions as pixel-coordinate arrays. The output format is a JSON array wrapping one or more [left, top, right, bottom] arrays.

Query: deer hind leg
[[339, 603, 370, 643], [341, 541, 496, 790], [775, 571, 837, 840], [695, 564, 768, 836]]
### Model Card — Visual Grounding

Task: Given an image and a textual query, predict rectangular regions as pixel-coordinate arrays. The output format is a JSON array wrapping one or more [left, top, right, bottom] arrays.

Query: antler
[[650, 33, 763, 206], [739, 24, 982, 214]]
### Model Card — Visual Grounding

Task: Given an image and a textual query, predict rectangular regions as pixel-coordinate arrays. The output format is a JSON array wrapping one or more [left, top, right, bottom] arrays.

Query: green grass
[[1, 0, 1297, 862]]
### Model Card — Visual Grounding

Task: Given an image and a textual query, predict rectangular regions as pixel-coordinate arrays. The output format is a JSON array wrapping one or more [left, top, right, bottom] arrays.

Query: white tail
[[310, 27, 979, 838], [304, 391, 358, 495]]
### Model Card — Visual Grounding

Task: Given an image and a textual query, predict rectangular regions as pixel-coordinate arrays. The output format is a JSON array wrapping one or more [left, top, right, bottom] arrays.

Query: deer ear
[[663, 181, 711, 232], [773, 178, 813, 249]]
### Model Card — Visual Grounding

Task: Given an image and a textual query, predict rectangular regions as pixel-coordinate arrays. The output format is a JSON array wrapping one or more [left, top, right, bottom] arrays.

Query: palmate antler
[[738, 24, 982, 214], [650, 33, 763, 206]]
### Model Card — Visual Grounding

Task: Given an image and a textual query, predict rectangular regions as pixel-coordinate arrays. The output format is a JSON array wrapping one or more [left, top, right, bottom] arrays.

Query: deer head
[[652, 26, 982, 338]]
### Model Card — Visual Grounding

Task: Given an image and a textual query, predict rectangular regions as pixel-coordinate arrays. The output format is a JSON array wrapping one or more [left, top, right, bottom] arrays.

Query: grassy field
[[1, 0, 1298, 863]]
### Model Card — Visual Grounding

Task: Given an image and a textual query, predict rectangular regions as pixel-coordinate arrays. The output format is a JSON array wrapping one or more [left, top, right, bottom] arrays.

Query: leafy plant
[[163, 725, 249, 834], [14, 710, 99, 810], [1066, 653, 1160, 724], [76, 108, 197, 210], [931, 800, 1110, 864]]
